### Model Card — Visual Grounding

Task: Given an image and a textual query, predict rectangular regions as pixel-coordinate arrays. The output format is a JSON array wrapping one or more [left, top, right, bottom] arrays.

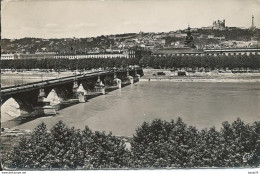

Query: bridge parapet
[[1, 69, 142, 96], [1, 68, 143, 123]]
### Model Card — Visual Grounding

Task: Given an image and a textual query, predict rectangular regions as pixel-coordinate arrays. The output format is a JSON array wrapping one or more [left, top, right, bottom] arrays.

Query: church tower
[[184, 26, 196, 49]]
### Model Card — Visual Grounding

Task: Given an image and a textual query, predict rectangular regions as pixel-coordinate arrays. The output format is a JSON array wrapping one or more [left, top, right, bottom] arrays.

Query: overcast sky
[[1, 0, 260, 39]]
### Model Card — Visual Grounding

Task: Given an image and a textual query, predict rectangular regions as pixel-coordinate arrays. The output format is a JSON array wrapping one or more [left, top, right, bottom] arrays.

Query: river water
[[11, 81, 260, 137]]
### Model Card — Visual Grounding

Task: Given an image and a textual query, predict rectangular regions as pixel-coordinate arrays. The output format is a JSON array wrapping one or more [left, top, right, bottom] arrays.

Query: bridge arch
[[104, 75, 114, 85], [1, 97, 21, 123]]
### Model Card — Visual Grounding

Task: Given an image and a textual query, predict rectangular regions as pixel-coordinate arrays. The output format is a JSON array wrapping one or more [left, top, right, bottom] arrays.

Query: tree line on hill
[[1, 54, 260, 71], [1, 57, 139, 71], [139, 54, 260, 70], [2, 118, 260, 169]]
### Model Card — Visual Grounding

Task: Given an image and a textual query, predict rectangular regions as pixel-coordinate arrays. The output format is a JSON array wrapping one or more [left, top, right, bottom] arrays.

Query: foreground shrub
[[3, 118, 260, 169], [4, 121, 129, 169], [130, 118, 260, 168]]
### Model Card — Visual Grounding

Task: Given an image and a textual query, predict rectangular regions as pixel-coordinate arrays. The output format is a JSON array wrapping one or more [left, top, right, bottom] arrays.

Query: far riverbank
[[140, 78, 260, 82], [141, 69, 260, 82], [2, 69, 260, 87]]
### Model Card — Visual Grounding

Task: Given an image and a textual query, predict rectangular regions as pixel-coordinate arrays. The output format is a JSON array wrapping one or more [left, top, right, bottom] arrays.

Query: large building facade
[[54, 53, 129, 59], [153, 48, 260, 57], [1, 54, 17, 60], [1, 49, 136, 60]]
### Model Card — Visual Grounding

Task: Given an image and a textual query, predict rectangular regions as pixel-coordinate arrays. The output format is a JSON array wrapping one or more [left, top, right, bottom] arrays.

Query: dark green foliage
[[130, 118, 260, 168], [1, 57, 139, 71], [2, 54, 260, 71], [139, 55, 260, 70], [3, 121, 129, 169], [3, 118, 260, 169]]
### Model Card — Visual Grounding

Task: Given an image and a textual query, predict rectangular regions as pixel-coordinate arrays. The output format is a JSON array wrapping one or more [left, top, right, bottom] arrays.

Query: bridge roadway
[[1, 69, 139, 97]]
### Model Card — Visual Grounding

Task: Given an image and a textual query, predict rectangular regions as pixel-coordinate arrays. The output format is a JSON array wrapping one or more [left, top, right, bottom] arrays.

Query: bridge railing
[[1, 68, 142, 93], [1, 74, 79, 90], [1, 71, 108, 90]]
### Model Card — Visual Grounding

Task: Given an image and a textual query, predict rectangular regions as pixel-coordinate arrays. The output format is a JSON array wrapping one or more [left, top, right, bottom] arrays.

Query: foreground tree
[[4, 121, 128, 169], [3, 118, 260, 169], [131, 118, 260, 168]]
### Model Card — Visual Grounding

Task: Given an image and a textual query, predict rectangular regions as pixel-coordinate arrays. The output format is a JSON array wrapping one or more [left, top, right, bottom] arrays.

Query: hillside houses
[[1, 26, 259, 56]]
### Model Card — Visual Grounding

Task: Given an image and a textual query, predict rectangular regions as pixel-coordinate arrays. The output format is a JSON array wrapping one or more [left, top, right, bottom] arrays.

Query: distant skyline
[[1, 0, 260, 39]]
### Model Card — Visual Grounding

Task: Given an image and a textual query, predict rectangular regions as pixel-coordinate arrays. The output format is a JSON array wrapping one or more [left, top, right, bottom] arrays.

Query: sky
[[1, 0, 260, 39]]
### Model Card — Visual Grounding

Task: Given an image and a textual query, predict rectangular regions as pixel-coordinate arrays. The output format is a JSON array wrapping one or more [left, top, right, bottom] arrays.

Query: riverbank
[[2, 69, 260, 87], [140, 77, 260, 82], [141, 69, 260, 82]]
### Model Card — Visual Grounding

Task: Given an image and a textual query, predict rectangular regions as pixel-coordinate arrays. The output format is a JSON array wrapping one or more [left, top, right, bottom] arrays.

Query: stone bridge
[[1, 68, 143, 123]]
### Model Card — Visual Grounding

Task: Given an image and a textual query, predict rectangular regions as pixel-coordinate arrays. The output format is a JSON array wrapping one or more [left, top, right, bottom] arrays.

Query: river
[[10, 81, 260, 137]]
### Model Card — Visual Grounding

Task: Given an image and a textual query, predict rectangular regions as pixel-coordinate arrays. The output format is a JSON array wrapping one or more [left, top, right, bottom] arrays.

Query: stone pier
[[114, 72, 122, 88], [128, 76, 134, 84], [135, 74, 140, 81], [114, 78, 122, 88], [34, 88, 56, 116], [94, 76, 106, 95], [77, 84, 87, 103], [127, 68, 134, 84]]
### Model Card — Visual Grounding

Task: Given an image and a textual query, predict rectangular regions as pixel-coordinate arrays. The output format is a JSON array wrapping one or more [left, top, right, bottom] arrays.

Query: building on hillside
[[221, 40, 258, 48], [3, 50, 135, 60], [153, 34, 163, 39], [201, 26, 212, 30], [19, 53, 56, 59], [35, 51, 57, 54], [1, 54, 17, 60], [153, 27, 260, 56], [105, 49, 123, 53], [54, 53, 129, 59], [171, 33, 187, 38], [190, 28, 198, 32], [144, 45, 155, 50], [86, 38, 94, 42], [161, 39, 166, 44], [208, 35, 215, 39], [213, 20, 226, 30], [54, 49, 135, 59], [214, 36, 226, 40], [128, 49, 136, 58], [153, 25, 260, 57]]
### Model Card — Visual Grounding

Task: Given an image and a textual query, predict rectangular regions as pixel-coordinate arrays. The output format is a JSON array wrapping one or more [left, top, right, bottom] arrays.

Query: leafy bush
[[3, 118, 260, 169], [3, 121, 129, 169], [130, 118, 260, 168]]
